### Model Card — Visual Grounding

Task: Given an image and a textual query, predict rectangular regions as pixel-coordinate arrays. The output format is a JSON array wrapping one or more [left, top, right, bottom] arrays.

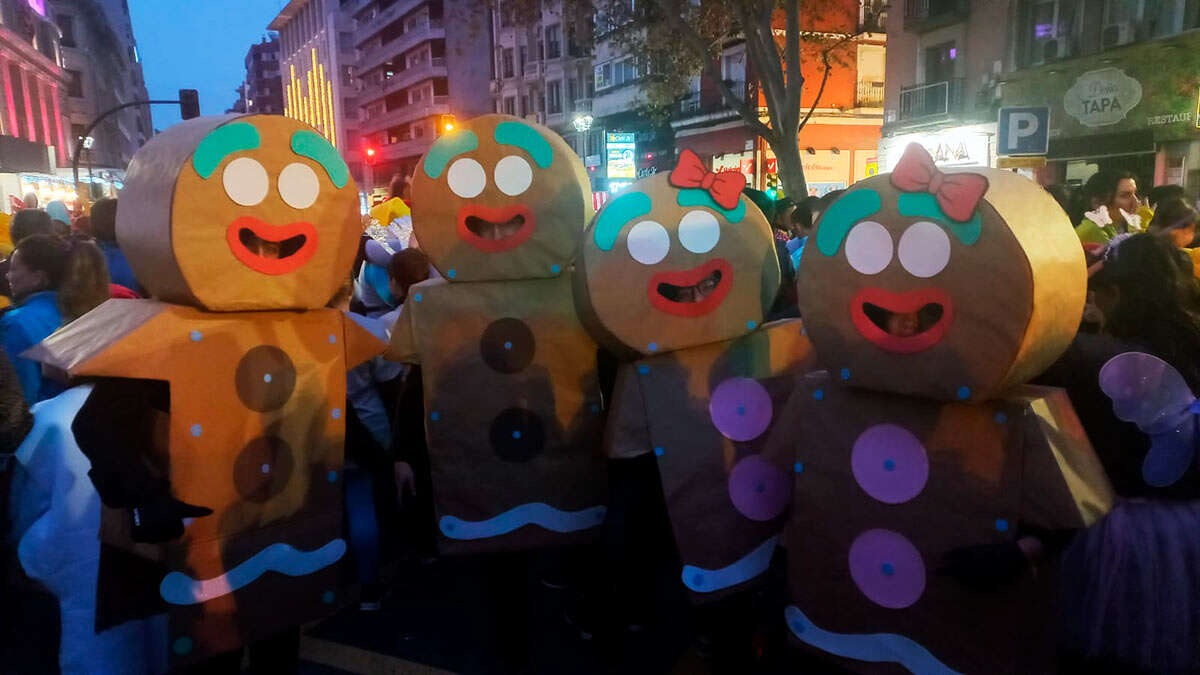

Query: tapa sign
[[1064, 68, 1143, 128]]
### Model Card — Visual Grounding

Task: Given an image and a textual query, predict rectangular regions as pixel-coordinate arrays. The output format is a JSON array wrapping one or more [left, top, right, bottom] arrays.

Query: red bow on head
[[669, 149, 746, 211], [889, 143, 989, 223]]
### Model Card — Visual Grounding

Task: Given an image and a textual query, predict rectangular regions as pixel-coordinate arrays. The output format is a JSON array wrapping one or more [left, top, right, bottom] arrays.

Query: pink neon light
[[20, 68, 35, 142], [0, 55, 17, 137], [38, 81, 50, 147], [26, 0, 45, 17], [50, 83, 65, 165]]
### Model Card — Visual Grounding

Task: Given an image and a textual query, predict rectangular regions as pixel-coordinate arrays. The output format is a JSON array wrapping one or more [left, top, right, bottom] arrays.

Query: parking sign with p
[[998, 107, 1050, 156]]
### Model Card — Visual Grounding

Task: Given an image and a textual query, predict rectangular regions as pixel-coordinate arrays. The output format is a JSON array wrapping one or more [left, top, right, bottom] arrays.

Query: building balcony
[[898, 79, 964, 121], [357, 19, 445, 75], [856, 80, 885, 108], [571, 98, 592, 115], [359, 95, 451, 134], [377, 134, 436, 162], [354, 0, 429, 47], [524, 61, 542, 80], [903, 0, 969, 32], [359, 57, 448, 106]]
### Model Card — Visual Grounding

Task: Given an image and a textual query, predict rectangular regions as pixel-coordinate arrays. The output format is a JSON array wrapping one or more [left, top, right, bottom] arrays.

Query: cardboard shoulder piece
[[764, 144, 1114, 673], [25, 114, 384, 668], [385, 114, 605, 555], [797, 144, 1086, 402], [575, 157, 814, 601], [409, 113, 593, 282], [575, 160, 780, 359]]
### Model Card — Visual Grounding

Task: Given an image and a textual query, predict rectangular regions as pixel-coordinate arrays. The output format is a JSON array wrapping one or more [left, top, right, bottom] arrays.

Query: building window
[[413, 122, 425, 139], [502, 47, 514, 78], [567, 78, 577, 103], [66, 69, 83, 98], [520, 94, 529, 115], [594, 62, 611, 90], [504, 96, 516, 115], [411, 87, 425, 103], [547, 80, 562, 114], [518, 45, 527, 72], [499, 1, 514, 27], [56, 14, 76, 47], [545, 24, 561, 59]]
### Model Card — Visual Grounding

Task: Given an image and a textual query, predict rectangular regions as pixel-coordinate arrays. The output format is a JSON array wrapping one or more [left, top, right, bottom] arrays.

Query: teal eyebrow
[[897, 193, 982, 245], [494, 122, 553, 168], [593, 191, 652, 251], [192, 123, 260, 179], [291, 130, 349, 188], [816, 189, 883, 256], [423, 130, 479, 178], [676, 189, 746, 223]]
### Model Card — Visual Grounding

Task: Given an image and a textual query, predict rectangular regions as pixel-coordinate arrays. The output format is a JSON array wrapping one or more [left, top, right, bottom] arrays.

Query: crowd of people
[[3, 140, 1200, 675]]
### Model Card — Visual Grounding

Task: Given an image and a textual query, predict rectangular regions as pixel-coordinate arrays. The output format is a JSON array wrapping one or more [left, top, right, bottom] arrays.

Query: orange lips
[[225, 216, 319, 275], [648, 258, 733, 317], [850, 286, 954, 354], [456, 204, 536, 253]]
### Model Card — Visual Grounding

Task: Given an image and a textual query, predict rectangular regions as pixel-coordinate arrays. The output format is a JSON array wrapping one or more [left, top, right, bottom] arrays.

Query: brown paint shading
[[235, 345, 297, 412]]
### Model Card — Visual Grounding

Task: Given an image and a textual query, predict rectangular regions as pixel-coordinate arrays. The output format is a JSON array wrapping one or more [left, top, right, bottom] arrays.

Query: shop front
[[1000, 30, 1200, 193]]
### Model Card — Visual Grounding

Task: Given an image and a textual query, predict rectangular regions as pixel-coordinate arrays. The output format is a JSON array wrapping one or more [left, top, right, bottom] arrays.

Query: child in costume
[[573, 151, 814, 642], [25, 114, 386, 670], [385, 113, 606, 553], [765, 143, 1114, 673]]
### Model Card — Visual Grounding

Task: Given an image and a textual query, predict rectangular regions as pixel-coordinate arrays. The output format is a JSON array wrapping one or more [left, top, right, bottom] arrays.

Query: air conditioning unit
[[1101, 22, 1132, 49], [1033, 37, 1071, 64]]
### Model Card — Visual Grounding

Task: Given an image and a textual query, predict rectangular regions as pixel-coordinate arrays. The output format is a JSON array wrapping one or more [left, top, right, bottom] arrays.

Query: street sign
[[997, 106, 1050, 156], [606, 132, 636, 179], [997, 156, 1047, 169]]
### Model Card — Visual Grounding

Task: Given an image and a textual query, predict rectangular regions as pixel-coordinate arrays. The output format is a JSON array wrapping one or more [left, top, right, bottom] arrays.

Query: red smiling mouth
[[456, 204, 536, 252], [850, 287, 954, 353], [648, 258, 733, 317], [225, 216, 319, 275]]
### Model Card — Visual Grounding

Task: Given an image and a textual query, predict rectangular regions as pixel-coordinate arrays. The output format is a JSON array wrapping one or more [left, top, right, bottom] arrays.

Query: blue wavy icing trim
[[682, 535, 778, 593], [439, 503, 606, 540], [785, 605, 961, 675], [159, 539, 346, 605]]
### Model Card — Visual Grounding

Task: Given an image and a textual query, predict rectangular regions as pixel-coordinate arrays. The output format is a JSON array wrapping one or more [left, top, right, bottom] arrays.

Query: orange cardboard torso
[[772, 375, 1113, 674]]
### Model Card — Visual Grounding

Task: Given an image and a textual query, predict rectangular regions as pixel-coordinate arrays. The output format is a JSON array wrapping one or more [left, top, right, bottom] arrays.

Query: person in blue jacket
[[88, 198, 143, 295]]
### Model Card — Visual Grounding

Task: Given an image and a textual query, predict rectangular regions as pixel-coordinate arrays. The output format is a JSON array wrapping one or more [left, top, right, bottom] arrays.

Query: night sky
[[128, 0, 286, 131]]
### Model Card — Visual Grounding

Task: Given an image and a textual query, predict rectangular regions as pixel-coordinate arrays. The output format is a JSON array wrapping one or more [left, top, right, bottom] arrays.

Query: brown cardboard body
[[27, 300, 385, 666], [772, 374, 1113, 673], [606, 320, 815, 601], [389, 274, 606, 554]]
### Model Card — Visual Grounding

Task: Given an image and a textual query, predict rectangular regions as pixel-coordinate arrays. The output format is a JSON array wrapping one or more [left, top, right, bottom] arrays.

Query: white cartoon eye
[[677, 210, 720, 254], [447, 158, 486, 198], [844, 221, 893, 275], [222, 157, 269, 206], [494, 155, 533, 196], [898, 221, 951, 278], [277, 162, 320, 210], [626, 220, 670, 265]]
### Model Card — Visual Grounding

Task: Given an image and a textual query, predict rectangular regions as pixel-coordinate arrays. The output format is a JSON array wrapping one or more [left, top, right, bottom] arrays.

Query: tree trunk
[[769, 133, 808, 200]]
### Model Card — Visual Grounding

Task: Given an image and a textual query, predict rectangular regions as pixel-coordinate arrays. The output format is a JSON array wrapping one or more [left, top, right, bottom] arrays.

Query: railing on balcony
[[361, 57, 448, 102], [571, 98, 593, 114], [680, 93, 701, 114], [360, 95, 452, 132], [524, 61, 541, 79], [904, 0, 968, 30], [357, 19, 445, 74], [898, 79, 964, 120], [856, 80, 885, 107]]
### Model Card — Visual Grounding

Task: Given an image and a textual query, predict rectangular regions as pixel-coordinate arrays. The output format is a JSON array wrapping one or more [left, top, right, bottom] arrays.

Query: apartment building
[[231, 36, 284, 115], [0, 0, 69, 176]]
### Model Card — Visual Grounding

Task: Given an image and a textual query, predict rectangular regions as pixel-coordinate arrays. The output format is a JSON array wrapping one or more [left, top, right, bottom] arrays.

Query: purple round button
[[709, 377, 773, 442], [848, 528, 925, 609], [728, 455, 790, 521], [851, 424, 929, 505]]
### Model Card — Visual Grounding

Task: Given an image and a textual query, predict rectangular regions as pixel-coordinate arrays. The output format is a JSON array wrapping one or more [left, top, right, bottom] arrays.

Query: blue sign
[[997, 107, 1050, 156]]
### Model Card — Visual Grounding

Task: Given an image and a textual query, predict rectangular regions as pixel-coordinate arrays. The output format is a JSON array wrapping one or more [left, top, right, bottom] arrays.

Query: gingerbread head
[[575, 153, 779, 357], [798, 143, 1085, 402], [410, 114, 593, 282], [115, 114, 360, 312]]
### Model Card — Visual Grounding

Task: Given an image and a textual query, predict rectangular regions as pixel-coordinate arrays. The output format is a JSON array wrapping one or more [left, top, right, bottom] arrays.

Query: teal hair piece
[[676, 189, 746, 224], [423, 130, 479, 179], [897, 192, 982, 245], [192, 123, 260, 179], [815, 189, 883, 256], [291, 130, 349, 188], [593, 191, 652, 251], [494, 121, 553, 168]]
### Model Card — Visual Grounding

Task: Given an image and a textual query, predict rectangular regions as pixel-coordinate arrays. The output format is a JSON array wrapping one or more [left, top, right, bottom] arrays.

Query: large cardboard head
[[411, 114, 592, 282], [575, 160, 779, 357], [797, 144, 1085, 402], [116, 114, 360, 311]]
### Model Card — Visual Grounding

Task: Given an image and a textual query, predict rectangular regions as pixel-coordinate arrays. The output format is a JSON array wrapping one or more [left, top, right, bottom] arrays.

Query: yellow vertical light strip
[[306, 67, 316, 126], [310, 48, 320, 131], [317, 61, 328, 137], [326, 75, 336, 148]]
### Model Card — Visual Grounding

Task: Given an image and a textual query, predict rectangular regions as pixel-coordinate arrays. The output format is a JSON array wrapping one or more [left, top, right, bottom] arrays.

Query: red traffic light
[[364, 146, 377, 165]]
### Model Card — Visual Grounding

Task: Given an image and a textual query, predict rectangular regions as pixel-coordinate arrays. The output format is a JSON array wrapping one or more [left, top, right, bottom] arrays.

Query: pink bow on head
[[889, 143, 989, 223]]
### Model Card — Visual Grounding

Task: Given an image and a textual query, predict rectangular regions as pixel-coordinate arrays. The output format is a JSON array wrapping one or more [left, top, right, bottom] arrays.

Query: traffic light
[[765, 173, 780, 200], [364, 146, 377, 166], [179, 89, 200, 120], [438, 114, 457, 135]]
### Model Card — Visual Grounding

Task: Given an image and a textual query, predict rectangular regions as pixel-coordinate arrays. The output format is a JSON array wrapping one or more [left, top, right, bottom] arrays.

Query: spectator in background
[[2, 235, 102, 402], [10, 209, 52, 246], [1148, 183, 1185, 209], [88, 198, 143, 295], [1148, 198, 1200, 278], [1044, 183, 1074, 218], [43, 201, 70, 237], [20, 192, 38, 209], [57, 239, 119, 321], [1075, 170, 1142, 244]]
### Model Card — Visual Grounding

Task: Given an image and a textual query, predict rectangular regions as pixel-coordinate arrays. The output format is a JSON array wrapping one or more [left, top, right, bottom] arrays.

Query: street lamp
[[572, 114, 593, 132]]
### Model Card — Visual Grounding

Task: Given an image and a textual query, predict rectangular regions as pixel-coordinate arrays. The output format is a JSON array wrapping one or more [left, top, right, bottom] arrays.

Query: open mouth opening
[[465, 214, 527, 241], [238, 228, 307, 259], [861, 302, 944, 338], [656, 269, 722, 303]]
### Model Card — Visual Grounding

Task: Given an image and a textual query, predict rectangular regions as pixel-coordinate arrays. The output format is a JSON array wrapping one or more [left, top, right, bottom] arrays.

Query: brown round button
[[235, 345, 296, 412], [233, 436, 294, 503]]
